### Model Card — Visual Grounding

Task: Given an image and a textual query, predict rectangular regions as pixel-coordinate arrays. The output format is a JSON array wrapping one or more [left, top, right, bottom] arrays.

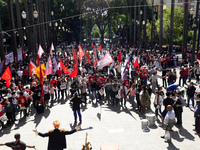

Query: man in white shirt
[[43, 81, 50, 109], [17, 69, 23, 78], [161, 105, 175, 143]]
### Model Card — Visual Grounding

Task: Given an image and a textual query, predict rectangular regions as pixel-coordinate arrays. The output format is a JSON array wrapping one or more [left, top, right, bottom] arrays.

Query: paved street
[[1, 63, 200, 150]]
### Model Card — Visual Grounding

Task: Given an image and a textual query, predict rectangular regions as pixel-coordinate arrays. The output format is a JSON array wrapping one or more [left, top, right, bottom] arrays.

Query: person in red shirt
[[179, 66, 186, 87], [50, 76, 58, 99], [18, 92, 27, 118], [185, 65, 189, 85], [0, 101, 6, 128], [124, 76, 130, 88], [23, 67, 28, 83], [143, 69, 148, 86], [57, 68, 62, 77]]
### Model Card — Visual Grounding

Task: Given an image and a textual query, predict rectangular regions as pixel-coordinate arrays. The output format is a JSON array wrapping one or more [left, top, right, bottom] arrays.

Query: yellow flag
[[35, 63, 45, 78]]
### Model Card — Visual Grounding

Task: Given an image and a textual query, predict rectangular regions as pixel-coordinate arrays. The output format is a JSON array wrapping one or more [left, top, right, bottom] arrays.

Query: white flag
[[97, 51, 114, 69]]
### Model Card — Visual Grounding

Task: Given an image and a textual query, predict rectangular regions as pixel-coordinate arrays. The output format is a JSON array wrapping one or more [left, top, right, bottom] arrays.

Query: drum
[[146, 114, 155, 126], [141, 119, 148, 129]]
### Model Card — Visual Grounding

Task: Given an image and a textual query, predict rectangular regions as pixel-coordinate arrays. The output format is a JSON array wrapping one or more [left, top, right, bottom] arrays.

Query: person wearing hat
[[0, 133, 36, 149], [33, 120, 80, 150]]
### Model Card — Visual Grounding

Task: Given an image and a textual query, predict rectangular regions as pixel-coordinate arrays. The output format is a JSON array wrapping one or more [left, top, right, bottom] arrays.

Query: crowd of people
[[0, 45, 200, 145]]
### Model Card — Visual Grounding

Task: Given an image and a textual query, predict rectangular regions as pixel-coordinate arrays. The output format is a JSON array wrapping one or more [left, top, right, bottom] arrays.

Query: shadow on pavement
[[34, 109, 50, 128], [178, 127, 195, 141], [172, 131, 184, 142], [166, 142, 180, 150]]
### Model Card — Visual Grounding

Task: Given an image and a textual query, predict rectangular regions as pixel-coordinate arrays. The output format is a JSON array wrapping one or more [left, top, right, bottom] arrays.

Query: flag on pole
[[118, 50, 122, 64], [60, 60, 70, 74], [71, 45, 76, 60], [85, 47, 91, 63], [38, 45, 44, 58], [45, 55, 52, 76], [92, 43, 95, 48], [1, 66, 12, 88], [97, 51, 114, 69], [78, 45, 85, 61], [53, 56, 58, 73], [35, 64, 45, 78], [29, 60, 36, 77], [36, 45, 44, 66], [134, 59, 140, 69], [93, 46, 97, 68], [69, 57, 78, 78], [50, 43, 55, 56], [122, 57, 129, 82], [98, 45, 102, 51]]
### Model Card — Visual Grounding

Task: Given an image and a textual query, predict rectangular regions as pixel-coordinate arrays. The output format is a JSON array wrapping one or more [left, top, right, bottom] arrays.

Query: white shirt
[[17, 70, 23, 77], [154, 95, 163, 106], [7, 93, 12, 98], [43, 85, 49, 94], [164, 110, 175, 125]]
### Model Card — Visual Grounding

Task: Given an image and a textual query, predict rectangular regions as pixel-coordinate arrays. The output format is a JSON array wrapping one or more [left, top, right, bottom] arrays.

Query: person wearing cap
[[0, 133, 35, 149], [33, 120, 80, 150], [186, 82, 196, 108]]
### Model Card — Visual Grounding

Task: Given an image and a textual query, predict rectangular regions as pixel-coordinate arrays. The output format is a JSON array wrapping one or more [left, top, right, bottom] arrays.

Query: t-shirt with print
[[18, 96, 26, 107], [5, 141, 26, 150]]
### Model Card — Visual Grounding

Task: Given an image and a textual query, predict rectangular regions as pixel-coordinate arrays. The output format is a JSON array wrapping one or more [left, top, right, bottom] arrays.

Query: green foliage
[[146, 6, 185, 45]]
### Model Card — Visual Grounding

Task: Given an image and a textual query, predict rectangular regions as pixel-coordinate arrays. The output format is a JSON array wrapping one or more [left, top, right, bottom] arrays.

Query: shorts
[[165, 119, 175, 130], [44, 94, 50, 101]]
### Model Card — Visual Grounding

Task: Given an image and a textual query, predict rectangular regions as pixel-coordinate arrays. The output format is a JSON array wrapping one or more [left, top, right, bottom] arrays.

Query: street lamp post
[[33, 10, 38, 61], [138, 10, 143, 50]]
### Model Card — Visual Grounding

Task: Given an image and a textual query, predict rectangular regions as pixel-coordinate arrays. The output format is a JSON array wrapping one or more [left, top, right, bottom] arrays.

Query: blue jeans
[[187, 96, 194, 107], [121, 97, 127, 105], [144, 78, 147, 86], [50, 94, 54, 103], [54, 89, 57, 98], [91, 90, 97, 100], [73, 110, 82, 122]]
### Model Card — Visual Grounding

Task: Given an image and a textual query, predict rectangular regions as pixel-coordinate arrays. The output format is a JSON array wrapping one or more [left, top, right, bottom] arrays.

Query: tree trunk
[[192, 0, 200, 66], [15, 0, 23, 48], [129, 0, 132, 46], [133, 0, 137, 47], [143, 0, 147, 51], [151, 0, 154, 50], [169, 0, 175, 54], [44, 0, 50, 49], [7, 0, 17, 56], [182, 0, 188, 58], [159, 0, 163, 52], [138, 0, 141, 49], [0, 18, 5, 60]]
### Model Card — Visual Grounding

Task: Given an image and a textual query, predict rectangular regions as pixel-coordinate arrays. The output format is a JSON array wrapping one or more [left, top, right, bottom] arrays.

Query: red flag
[[45, 55, 52, 76], [50, 43, 55, 56], [85, 47, 91, 63], [72, 45, 76, 60], [92, 43, 95, 48], [98, 45, 102, 51], [93, 47, 97, 68], [118, 50, 122, 64], [39, 65, 44, 104], [1, 66, 12, 88], [36, 55, 40, 67], [134, 59, 140, 69], [29, 60, 36, 77], [60, 60, 69, 74], [69, 58, 78, 78], [22, 49, 26, 59], [132, 57, 135, 63], [78, 45, 85, 61], [127, 60, 130, 69]]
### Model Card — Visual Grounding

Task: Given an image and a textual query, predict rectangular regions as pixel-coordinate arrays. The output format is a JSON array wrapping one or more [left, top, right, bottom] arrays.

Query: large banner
[[5, 52, 14, 65], [17, 48, 23, 61], [97, 51, 114, 69]]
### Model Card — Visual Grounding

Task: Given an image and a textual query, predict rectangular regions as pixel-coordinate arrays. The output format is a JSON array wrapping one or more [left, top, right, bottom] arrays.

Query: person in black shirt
[[162, 68, 167, 87], [33, 120, 80, 150], [160, 92, 175, 127], [186, 82, 196, 107], [0, 133, 35, 150], [173, 92, 184, 127]]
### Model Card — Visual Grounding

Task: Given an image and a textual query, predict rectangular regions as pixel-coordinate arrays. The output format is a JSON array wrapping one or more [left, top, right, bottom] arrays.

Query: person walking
[[186, 82, 196, 108], [140, 86, 150, 115], [0, 133, 36, 149], [33, 120, 80, 150]]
